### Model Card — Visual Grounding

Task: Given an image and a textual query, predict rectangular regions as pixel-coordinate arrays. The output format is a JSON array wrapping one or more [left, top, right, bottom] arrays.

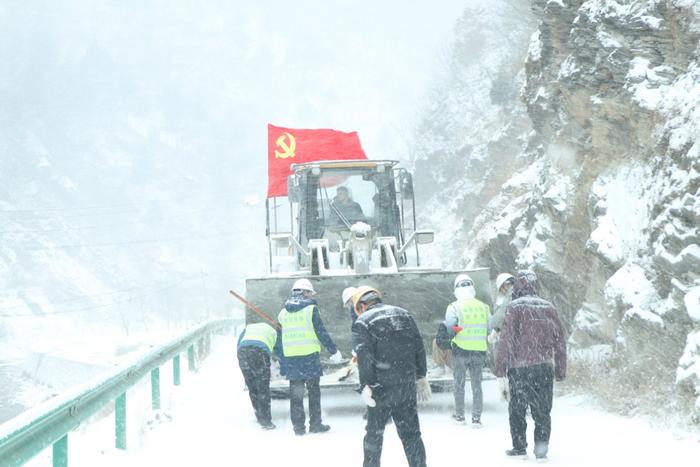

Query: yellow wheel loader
[[244, 160, 491, 394]]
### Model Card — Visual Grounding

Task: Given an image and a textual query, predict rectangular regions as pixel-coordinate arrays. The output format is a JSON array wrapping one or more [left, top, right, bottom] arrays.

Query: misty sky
[[1, 1, 467, 161]]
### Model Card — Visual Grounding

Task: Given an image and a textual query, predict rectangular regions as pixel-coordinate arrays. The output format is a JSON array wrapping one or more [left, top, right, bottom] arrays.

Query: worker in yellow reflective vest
[[278, 278, 343, 435], [237, 322, 284, 430], [444, 273, 490, 427]]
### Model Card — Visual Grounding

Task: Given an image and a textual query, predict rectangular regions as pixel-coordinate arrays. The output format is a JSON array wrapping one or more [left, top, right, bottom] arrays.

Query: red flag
[[267, 124, 367, 198]]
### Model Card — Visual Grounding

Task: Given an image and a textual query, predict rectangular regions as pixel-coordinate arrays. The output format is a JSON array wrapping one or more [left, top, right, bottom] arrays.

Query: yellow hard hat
[[351, 285, 382, 311]]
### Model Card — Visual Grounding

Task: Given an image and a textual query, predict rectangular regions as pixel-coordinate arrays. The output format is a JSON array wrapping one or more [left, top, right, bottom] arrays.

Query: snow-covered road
[[31, 336, 700, 466]]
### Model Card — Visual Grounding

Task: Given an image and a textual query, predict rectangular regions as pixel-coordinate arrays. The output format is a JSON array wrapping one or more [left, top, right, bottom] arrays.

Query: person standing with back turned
[[445, 273, 490, 427], [278, 278, 343, 435], [495, 270, 567, 461], [352, 285, 431, 467]]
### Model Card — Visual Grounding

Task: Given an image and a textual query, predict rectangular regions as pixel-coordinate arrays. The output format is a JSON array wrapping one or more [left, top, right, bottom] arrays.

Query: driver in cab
[[331, 186, 365, 225]]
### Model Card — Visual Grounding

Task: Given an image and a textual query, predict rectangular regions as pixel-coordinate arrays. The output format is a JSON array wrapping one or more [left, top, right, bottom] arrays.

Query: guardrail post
[[202, 333, 211, 358], [173, 355, 181, 386], [151, 368, 161, 410], [52, 435, 67, 467], [115, 393, 127, 450], [197, 337, 204, 359], [187, 345, 195, 371]]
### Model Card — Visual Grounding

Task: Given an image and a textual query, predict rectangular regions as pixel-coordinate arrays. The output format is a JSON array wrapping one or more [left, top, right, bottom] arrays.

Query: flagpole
[[266, 197, 272, 273]]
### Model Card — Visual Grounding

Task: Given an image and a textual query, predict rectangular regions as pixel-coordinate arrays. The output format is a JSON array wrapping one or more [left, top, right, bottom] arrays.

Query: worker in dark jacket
[[237, 322, 284, 430], [278, 279, 343, 435], [352, 286, 431, 467], [495, 270, 567, 461]]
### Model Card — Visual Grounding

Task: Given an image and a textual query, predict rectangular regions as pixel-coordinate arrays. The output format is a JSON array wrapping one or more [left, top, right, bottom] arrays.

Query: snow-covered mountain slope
[[412, 0, 700, 420], [0, 3, 266, 356]]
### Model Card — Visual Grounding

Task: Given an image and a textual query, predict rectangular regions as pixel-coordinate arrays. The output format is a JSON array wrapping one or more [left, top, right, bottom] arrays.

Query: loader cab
[[268, 160, 429, 275], [293, 162, 401, 248]]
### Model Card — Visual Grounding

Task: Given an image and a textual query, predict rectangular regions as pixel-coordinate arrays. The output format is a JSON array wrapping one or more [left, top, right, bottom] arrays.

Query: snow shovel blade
[[338, 365, 356, 382]]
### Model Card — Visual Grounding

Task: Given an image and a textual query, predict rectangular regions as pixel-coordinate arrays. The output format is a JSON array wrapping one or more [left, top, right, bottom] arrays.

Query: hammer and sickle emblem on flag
[[274, 132, 296, 159]]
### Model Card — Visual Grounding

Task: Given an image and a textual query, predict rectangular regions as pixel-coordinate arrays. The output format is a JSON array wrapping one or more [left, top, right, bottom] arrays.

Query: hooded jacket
[[279, 290, 338, 380], [495, 276, 567, 380]]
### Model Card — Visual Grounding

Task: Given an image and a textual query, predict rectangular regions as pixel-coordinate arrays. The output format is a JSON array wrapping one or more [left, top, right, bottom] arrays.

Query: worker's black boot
[[505, 447, 527, 457], [534, 442, 548, 461], [260, 421, 276, 430], [309, 423, 331, 433]]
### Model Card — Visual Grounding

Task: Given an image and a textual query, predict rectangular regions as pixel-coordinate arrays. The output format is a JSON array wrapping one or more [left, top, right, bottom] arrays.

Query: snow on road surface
[[27, 336, 700, 466]]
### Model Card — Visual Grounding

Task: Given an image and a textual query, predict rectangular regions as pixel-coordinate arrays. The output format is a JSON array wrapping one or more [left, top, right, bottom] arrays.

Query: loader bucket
[[245, 268, 492, 358]]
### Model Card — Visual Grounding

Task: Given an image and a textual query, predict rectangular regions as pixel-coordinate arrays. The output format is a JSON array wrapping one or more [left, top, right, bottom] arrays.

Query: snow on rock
[[604, 262, 664, 327], [686, 285, 700, 322], [597, 29, 623, 48], [542, 175, 572, 213], [586, 165, 650, 267], [558, 55, 580, 79], [515, 212, 551, 266], [527, 30, 542, 62], [413, 0, 700, 417]]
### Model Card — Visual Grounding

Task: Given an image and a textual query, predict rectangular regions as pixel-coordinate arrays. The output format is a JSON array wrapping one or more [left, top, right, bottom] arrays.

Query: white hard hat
[[496, 273, 515, 290], [342, 287, 357, 305], [292, 278, 315, 294], [454, 273, 474, 289]]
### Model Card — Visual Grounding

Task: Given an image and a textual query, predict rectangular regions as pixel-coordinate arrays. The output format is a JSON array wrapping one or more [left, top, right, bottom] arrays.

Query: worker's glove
[[487, 329, 499, 345], [330, 350, 343, 364], [498, 377, 510, 402], [361, 385, 376, 407], [451, 325, 463, 334], [416, 377, 432, 402]]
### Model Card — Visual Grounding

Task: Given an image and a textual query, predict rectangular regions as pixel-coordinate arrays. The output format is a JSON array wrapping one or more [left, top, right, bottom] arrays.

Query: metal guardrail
[[0, 318, 235, 466]]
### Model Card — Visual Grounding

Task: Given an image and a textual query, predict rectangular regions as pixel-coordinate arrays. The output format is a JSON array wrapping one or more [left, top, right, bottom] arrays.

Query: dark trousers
[[290, 378, 322, 430], [237, 346, 272, 425], [363, 385, 426, 467], [507, 363, 554, 450]]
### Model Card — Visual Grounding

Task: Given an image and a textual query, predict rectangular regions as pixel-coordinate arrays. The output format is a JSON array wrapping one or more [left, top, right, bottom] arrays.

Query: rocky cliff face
[[414, 0, 700, 419]]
